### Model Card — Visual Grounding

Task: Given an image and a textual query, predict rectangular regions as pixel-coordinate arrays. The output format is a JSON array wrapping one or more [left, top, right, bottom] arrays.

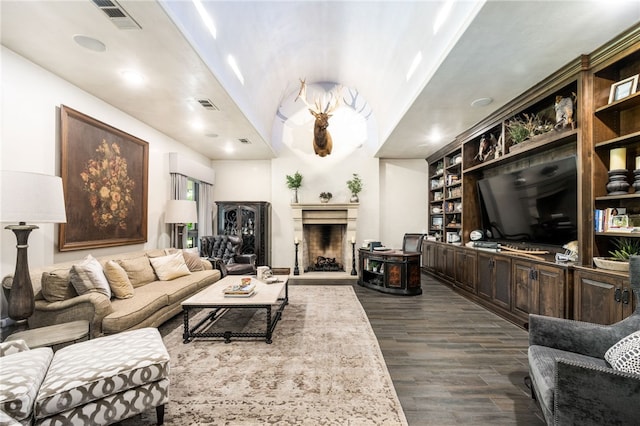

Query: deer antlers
[[295, 79, 341, 114]]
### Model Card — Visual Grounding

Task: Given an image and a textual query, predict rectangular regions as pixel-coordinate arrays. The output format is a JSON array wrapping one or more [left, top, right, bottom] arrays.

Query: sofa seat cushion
[[142, 270, 221, 306], [34, 328, 170, 420], [0, 347, 54, 422], [528, 344, 608, 420], [101, 287, 169, 335]]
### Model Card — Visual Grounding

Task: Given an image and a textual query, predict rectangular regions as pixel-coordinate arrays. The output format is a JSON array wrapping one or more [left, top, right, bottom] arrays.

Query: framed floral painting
[[59, 105, 148, 251]]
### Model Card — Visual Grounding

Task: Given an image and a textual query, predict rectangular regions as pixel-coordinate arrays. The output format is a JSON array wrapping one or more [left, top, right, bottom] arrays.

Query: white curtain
[[198, 181, 214, 244], [170, 173, 189, 248]]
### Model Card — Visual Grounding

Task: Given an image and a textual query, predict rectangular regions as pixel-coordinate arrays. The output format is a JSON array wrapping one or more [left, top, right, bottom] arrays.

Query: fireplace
[[291, 203, 358, 274], [304, 224, 345, 272]]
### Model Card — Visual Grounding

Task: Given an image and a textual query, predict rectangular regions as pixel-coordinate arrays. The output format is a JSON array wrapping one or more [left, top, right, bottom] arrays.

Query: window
[[186, 179, 199, 248]]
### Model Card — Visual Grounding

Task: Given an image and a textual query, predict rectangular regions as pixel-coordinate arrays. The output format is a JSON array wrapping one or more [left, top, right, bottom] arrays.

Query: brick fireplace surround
[[291, 203, 358, 274]]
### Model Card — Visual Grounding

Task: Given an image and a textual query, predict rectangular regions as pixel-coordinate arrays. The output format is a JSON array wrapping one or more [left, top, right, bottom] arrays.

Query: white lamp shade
[[0, 170, 67, 223], [165, 199, 197, 224]]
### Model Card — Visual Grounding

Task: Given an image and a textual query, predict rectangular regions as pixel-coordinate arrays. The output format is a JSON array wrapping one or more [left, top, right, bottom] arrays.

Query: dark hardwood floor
[[352, 273, 545, 426]]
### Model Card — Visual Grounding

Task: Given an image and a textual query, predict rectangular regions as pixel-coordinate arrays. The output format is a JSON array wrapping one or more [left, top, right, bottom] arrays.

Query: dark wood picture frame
[[59, 105, 149, 251]]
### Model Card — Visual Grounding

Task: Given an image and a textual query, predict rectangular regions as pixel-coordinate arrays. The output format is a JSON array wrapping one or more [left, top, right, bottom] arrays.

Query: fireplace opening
[[304, 224, 345, 272]]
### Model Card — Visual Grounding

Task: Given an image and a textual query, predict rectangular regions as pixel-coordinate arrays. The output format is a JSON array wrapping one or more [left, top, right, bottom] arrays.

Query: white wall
[[0, 47, 212, 279], [379, 159, 429, 248]]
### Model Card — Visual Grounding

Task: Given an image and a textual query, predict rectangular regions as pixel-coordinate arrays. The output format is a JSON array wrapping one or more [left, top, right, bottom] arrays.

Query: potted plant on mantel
[[593, 237, 640, 272], [346, 173, 363, 203], [319, 192, 332, 203], [286, 171, 303, 203]]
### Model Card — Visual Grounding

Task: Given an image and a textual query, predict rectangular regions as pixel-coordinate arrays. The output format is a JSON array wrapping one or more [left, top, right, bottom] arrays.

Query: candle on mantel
[[635, 156, 640, 171], [351, 236, 356, 244], [294, 237, 299, 244], [610, 147, 627, 170]]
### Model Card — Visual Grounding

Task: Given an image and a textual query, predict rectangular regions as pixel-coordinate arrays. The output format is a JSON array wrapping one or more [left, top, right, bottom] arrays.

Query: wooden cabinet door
[[444, 246, 456, 280], [536, 264, 566, 318], [422, 242, 436, 271], [512, 260, 532, 318], [435, 244, 447, 276], [459, 250, 477, 293], [477, 252, 493, 301], [492, 255, 511, 310], [574, 270, 622, 325], [453, 248, 465, 288]]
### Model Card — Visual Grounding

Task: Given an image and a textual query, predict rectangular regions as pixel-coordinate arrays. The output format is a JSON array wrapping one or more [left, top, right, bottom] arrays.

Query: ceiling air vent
[[197, 98, 220, 111], [91, 0, 142, 30], [238, 138, 252, 144]]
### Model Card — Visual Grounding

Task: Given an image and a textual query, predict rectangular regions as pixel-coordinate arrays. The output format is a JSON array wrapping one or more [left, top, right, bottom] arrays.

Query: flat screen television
[[477, 156, 578, 247]]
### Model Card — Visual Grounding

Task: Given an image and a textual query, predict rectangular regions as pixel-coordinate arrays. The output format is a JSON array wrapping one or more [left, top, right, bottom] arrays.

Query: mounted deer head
[[295, 79, 341, 157]]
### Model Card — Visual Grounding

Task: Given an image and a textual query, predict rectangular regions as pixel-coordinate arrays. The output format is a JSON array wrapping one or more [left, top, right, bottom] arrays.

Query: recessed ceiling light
[[206, 133, 219, 138], [191, 120, 204, 131], [120, 69, 145, 86], [471, 97, 493, 107], [73, 34, 106, 52]]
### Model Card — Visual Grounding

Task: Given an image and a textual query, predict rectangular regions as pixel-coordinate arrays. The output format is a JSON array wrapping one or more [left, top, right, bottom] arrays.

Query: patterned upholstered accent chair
[[200, 235, 256, 277], [527, 276, 640, 425], [0, 328, 170, 425]]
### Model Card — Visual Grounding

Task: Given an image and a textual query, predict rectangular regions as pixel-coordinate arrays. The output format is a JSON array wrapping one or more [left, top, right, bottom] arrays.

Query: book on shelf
[[595, 208, 629, 233]]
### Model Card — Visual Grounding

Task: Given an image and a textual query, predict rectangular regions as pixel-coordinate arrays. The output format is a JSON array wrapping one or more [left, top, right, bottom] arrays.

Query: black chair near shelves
[[402, 233, 425, 253]]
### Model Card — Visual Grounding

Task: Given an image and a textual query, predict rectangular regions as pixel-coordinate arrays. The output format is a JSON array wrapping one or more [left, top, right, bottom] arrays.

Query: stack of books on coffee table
[[223, 281, 256, 297]]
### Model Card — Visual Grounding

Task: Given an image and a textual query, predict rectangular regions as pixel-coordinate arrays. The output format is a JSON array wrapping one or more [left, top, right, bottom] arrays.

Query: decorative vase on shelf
[[350, 194, 359, 203], [291, 189, 299, 203], [320, 197, 329, 203]]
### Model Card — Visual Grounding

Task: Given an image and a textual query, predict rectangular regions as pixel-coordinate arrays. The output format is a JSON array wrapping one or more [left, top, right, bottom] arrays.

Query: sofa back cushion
[[69, 255, 111, 298], [103, 261, 134, 299], [41, 269, 77, 302], [149, 251, 191, 281], [117, 256, 157, 288]]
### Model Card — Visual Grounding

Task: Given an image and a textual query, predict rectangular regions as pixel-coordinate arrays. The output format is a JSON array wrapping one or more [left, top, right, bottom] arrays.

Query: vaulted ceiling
[[2, 1, 639, 160]]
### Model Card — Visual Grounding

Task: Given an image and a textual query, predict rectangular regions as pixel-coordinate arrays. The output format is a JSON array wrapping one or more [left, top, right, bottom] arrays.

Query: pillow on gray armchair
[[605, 330, 640, 374]]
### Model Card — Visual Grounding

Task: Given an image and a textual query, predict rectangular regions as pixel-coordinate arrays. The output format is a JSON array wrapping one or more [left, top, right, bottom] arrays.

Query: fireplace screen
[[304, 224, 345, 272]]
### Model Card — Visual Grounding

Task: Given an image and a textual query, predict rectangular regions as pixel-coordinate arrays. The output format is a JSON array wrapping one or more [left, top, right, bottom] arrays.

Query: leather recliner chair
[[199, 235, 256, 277]]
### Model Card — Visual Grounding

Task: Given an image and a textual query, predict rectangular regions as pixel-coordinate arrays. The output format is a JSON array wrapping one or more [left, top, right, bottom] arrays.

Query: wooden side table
[[5, 320, 89, 349]]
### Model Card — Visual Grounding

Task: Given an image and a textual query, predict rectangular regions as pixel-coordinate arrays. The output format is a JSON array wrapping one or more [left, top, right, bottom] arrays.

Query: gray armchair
[[527, 284, 640, 425]]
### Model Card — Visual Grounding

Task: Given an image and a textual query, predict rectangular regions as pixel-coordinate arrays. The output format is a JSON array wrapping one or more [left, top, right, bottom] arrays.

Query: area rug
[[120, 285, 407, 425]]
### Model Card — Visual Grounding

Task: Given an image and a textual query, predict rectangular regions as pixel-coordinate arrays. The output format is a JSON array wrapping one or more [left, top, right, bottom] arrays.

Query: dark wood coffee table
[[181, 275, 288, 344]]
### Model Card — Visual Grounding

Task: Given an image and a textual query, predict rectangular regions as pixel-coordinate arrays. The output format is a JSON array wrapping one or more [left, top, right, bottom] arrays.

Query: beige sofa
[[7, 249, 221, 338]]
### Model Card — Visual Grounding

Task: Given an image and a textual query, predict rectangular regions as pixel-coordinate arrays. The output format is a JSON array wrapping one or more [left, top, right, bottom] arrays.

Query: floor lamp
[[0, 171, 67, 324], [165, 200, 197, 249]]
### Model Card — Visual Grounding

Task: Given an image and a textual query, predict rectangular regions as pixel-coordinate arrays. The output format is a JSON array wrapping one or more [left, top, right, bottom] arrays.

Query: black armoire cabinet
[[216, 201, 271, 267]]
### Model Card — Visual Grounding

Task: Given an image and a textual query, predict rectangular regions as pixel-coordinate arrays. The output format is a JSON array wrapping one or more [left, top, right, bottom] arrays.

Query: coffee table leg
[[265, 306, 272, 344], [183, 309, 191, 343]]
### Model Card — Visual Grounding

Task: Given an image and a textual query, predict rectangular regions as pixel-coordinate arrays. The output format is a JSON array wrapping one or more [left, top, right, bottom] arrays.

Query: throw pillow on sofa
[[605, 330, 640, 374], [69, 255, 111, 298], [103, 261, 134, 299], [117, 256, 157, 287], [149, 251, 191, 281], [165, 248, 204, 271], [41, 268, 77, 302]]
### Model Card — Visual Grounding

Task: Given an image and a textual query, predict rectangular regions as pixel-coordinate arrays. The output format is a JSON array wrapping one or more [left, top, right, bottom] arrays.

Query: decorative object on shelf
[[286, 171, 303, 203], [0, 171, 67, 323], [294, 237, 300, 275], [607, 147, 630, 195], [506, 113, 553, 152], [594, 238, 640, 272], [295, 78, 342, 157], [634, 169, 640, 193], [319, 192, 332, 203], [474, 133, 500, 162], [346, 173, 363, 203], [554, 93, 576, 129], [608, 74, 639, 104], [165, 199, 198, 249]]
